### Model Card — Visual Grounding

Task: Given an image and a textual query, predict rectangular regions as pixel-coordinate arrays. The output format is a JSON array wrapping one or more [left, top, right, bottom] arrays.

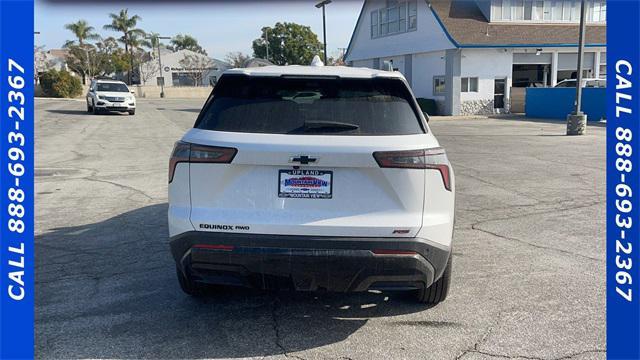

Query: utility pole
[[316, 0, 332, 64], [566, 0, 588, 135]]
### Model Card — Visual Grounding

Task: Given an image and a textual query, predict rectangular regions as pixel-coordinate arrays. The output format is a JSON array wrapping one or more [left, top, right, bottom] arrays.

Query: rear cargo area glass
[[195, 75, 425, 135]]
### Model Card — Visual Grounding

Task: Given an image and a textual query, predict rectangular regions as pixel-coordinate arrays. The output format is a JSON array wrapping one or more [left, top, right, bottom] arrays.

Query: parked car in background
[[168, 63, 456, 304], [554, 78, 606, 88], [86, 79, 136, 115]]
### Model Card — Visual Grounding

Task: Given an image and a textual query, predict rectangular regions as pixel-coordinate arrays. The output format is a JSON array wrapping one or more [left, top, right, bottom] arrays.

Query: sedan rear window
[[195, 75, 425, 135]]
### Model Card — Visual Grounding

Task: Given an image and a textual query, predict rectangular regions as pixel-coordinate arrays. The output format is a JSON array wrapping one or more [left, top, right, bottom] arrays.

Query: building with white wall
[[344, 0, 606, 115], [138, 49, 230, 87]]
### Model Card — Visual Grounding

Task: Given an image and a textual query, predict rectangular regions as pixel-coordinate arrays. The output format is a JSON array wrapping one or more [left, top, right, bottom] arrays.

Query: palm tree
[[142, 32, 161, 51], [64, 20, 100, 47], [103, 9, 145, 84], [64, 20, 100, 84]]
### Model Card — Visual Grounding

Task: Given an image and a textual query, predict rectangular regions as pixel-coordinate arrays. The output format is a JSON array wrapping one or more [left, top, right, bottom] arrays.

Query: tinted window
[[97, 83, 130, 92], [195, 75, 425, 135]]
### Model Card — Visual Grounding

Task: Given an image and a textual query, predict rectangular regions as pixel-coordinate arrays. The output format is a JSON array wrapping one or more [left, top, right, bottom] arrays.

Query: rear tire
[[416, 255, 451, 305], [176, 266, 205, 297]]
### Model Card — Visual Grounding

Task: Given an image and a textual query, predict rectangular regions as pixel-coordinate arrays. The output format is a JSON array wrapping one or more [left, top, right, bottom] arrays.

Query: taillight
[[168, 141, 237, 183], [373, 147, 452, 191]]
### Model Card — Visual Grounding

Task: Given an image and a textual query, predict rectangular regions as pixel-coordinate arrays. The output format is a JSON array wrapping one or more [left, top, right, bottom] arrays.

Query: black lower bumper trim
[[170, 231, 451, 292]]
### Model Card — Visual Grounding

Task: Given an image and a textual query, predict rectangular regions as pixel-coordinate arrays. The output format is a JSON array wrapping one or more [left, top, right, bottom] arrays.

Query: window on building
[[534, 0, 544, 19], [524, 0, 533, 20], [461, 77, 479, 92], [433, 76, 446, 95], [599, 51, 606, 78], [492, 0, 503, 19], [591, 0, 606, 22], [371, 11, 379, 37], [562, 0, 572, 20], [380, 9, 389, 35], [512, 0, 525, 19], [408, 0, 418, 30], [552, 0, 563, 20], [501, 0, 512, 19], [370, 0, 417, 38], [543, 0, 552, 19], [493, 0, 604, 22]]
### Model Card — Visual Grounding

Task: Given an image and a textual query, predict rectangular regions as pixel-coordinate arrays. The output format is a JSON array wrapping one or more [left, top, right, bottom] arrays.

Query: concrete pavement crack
[[456, 348, 605, 360], [270, 297, 307, 360], [470, 200, 605, 262], [84, 176, 155, 200]]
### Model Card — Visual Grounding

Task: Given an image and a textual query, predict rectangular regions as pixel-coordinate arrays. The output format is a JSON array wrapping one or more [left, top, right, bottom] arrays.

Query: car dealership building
[[344, 0, 606, 115]]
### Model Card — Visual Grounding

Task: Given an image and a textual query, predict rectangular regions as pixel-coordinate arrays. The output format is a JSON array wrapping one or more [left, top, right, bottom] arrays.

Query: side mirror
[[423, 111, 430, 123]]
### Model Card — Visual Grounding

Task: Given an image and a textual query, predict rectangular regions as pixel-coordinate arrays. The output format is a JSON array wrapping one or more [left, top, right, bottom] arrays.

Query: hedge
[[39, 70, 82, 98]]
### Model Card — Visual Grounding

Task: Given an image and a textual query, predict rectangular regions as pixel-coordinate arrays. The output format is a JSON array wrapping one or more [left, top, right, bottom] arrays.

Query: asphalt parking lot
[[35, 98, 605, 360]]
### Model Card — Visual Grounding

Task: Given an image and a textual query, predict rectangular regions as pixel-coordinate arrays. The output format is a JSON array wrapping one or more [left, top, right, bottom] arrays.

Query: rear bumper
[[170, 231, 451, 292]]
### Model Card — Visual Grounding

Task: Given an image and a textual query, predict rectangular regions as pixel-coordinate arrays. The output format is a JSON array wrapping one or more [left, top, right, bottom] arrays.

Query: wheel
[[128, 109, 135, 115], [176, 265, 205, 297], [92, 101, 100, 115], [416, 255, 451, 305]]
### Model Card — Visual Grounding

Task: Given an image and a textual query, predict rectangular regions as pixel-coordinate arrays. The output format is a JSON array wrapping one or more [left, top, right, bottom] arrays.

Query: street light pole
[[147, 34, 171, 98], [316, 0, 332, 64], [34, 32, 41, 85], [567, 0, 588, 135], [265, 28, 269, 62]]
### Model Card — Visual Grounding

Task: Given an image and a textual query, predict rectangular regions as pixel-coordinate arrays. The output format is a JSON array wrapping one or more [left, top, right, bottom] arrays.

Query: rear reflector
[[169, 141, 237, 183], [373, 147, 452, 191], [372, 249, 418, 255], [193, 244, 235, 251]]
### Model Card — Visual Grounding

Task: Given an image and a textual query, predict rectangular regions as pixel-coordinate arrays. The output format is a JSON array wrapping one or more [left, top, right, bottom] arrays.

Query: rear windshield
[[97, 83, 129, 92], [194, 75, 425, 135]]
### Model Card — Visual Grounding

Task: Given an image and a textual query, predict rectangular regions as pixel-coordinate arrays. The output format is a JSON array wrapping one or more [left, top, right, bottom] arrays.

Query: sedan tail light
[[169, 141, 237, 183], [373, 147, 452, 191]]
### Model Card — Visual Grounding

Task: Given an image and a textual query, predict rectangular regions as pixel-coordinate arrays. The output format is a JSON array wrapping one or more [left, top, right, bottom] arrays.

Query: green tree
[[252, 22, 322, 65], [103, 9, 145, 84], [39, 69, 83, 98], [63, 20, 101, 83], [169, 34, 207, 55]]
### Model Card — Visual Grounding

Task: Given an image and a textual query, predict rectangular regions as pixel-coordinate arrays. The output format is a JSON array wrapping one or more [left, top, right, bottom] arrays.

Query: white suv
[[168, 65, 455, 304], [86, 79, 136, 115]]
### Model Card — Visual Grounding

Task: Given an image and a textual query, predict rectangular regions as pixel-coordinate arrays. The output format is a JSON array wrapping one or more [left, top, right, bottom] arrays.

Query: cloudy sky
[[35, 0, 363, 61]]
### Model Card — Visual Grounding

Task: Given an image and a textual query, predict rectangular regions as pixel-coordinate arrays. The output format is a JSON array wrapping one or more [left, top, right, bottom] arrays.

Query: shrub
[[39, 70, 82, 98]]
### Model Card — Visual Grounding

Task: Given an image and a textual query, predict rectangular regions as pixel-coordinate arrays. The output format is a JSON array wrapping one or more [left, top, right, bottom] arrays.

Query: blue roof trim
[[344, 1, 366, 62], [426, 1, 460, 48], [427, 1, 606, 49]]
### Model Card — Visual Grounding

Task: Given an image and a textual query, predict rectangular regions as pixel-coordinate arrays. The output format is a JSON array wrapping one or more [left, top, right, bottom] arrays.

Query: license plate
[[278, 170, 332, 199]]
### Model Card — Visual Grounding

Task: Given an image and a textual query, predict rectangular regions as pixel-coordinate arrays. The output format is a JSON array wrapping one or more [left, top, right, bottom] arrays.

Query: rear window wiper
[[302, 120, 359, 132]]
